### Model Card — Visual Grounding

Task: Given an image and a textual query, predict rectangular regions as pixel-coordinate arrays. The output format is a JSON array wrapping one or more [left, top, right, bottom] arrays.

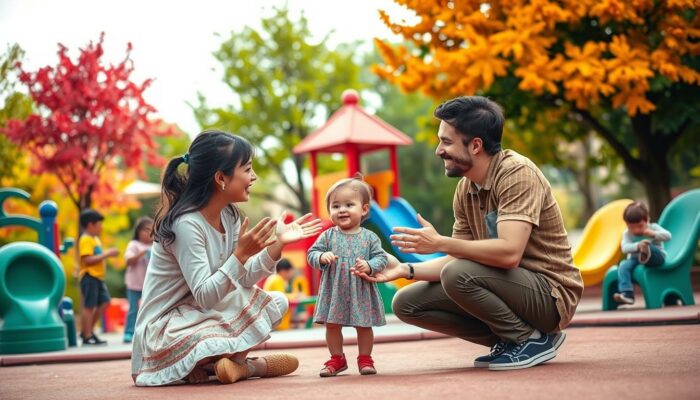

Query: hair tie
[[182, 153, 190, 164]]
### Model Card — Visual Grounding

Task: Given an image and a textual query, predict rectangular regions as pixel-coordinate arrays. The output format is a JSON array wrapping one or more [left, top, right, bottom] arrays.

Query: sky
[[0, 0, 415, 136]]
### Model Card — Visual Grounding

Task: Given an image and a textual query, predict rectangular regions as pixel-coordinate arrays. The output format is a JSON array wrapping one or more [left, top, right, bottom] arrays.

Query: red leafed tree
[[5, 33, 174, 213]]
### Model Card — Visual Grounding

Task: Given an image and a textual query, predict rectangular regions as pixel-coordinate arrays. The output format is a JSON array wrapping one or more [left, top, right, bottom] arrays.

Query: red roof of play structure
[[293, 90, 413, 154]]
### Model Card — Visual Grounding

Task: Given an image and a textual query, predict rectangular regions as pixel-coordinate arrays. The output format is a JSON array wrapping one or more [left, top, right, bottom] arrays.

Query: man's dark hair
[[276, 258, 293, 273], [80, 208, 105, 229], [434, 96, 504, 155]]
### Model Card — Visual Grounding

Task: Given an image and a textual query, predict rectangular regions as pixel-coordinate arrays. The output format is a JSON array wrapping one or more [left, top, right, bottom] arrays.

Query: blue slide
[[366, 197, 444, 263]]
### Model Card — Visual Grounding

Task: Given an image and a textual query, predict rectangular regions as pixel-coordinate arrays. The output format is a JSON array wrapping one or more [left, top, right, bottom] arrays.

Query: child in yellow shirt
[[78, 209, 119, 345], [263, 258, 309, 329]]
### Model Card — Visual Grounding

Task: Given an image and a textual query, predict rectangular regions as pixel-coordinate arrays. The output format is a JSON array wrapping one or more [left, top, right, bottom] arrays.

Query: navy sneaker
[[473, 340, 507, 368], [488, 331, 566, 371], [82, 333, 108, 346]]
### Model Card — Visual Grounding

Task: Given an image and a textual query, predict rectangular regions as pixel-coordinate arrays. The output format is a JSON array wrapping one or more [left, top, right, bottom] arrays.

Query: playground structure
[[287, 89, 443, 311], [288, 92, 700, 315], [0, 187, 75, 354], [602, 189, 700, 310], [573, 199, 633, 286], [0, 188, 71, 256]]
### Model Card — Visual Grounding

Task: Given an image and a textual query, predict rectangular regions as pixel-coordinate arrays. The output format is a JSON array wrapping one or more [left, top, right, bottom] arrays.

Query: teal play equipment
[[0, 188, 74, 255], [602, 189, 700, 310], [59, 297, 78, 347], [0, 242, 67, 353], [0, 187, 75, 354]]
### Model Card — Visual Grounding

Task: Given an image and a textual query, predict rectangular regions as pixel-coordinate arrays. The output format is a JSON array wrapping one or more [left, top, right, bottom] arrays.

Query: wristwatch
[[407, 263, 415, 280]]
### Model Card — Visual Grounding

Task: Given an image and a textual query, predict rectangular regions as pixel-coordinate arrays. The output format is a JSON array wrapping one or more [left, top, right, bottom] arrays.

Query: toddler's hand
[[320, 252, 338, 266], [354, 257, 371, 274]]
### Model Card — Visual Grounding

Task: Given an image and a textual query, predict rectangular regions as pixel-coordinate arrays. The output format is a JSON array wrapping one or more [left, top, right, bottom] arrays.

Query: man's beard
[[441, 153, 473, 177]]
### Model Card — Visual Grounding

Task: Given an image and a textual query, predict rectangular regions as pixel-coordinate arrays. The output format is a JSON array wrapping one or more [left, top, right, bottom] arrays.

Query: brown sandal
[[214, 358, 251, 384], [638, 241, 651, 264], [251, 354, 299, 378]]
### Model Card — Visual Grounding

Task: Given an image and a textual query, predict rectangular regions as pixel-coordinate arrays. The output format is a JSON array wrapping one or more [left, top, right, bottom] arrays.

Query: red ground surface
[[1, 324, 698, 400]]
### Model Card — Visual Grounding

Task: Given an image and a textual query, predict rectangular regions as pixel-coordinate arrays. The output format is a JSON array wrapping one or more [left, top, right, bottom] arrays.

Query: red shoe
[[357, 354, 377, 375], [319, 354, 347, 377]]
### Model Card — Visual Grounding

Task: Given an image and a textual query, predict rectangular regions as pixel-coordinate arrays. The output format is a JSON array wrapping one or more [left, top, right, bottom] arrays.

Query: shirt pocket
[[484, 211, 498, 239]]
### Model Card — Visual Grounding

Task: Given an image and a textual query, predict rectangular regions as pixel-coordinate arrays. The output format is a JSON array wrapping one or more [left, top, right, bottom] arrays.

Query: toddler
[[307, 175, 387, 377], [614, 201, 671, 305]]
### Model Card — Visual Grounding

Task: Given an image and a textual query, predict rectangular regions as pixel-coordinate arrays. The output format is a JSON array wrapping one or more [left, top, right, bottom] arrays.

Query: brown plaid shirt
[[452, 150, 583, 329]]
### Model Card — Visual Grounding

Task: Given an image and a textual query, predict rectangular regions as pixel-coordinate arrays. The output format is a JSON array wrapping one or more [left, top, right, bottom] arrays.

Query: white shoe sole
[[488, 349, 558, 370], [487, 332, 566, 371], [552, 331, 566, 351]]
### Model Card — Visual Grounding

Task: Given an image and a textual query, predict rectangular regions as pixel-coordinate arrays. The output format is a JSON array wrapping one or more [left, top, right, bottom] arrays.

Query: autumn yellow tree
[[374, 0, 700, 217]]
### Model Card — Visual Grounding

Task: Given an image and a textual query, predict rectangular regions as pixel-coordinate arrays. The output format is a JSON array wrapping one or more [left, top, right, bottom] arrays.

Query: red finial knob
[[341, 89, 359, 105]]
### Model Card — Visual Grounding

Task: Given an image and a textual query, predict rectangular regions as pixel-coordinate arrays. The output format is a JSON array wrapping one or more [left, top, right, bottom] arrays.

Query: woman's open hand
[[234, 217, 277, 264], [275, 212, 322, 245]]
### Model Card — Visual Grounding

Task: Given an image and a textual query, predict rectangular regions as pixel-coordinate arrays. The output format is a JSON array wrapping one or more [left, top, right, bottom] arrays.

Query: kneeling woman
[[131, 130, 321, 386]]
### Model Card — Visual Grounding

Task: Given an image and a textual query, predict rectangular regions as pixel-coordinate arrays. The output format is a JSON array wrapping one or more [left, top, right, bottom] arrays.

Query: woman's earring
[[221, 183, 226, 191]]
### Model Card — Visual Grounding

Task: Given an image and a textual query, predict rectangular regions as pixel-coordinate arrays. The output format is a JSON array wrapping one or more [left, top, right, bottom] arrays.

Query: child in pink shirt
[[123, 217, 153, 343]]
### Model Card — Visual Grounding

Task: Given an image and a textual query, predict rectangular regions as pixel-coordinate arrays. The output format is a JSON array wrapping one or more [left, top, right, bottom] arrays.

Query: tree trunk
[[637, 153, 672, 221], [74, 190, 94, 274], [577, 135, 597, 222], [629, 114, 672, 220], [573, 107, 674, 221], [570, 167, 596, 223], [73, 195, 85, 300], [293, 153, 309, 214]]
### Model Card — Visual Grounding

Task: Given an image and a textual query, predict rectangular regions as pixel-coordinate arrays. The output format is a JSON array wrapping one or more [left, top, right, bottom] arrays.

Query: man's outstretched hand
[[390, 213, 443, 254]]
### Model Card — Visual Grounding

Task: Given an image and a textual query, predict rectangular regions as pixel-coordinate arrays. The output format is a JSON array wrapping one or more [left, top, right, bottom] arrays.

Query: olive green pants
[[392, 259, 560, 347]]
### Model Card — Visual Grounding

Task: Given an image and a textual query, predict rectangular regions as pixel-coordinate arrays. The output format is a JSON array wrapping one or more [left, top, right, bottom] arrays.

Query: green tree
[[0, 44, 32, 180], [193, 6, 364, 213]]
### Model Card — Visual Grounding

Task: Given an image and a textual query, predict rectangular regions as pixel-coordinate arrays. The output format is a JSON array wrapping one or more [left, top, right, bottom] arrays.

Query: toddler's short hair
[[623, 201, 649, 223], [325, 174, 374, 223]]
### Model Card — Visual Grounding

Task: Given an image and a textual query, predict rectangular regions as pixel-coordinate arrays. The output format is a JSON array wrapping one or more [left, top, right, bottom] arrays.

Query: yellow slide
[[573, 199, 633, 286]]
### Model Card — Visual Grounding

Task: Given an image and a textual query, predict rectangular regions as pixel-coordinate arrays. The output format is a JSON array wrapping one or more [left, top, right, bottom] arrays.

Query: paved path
[[1, 324, 699, 400]]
